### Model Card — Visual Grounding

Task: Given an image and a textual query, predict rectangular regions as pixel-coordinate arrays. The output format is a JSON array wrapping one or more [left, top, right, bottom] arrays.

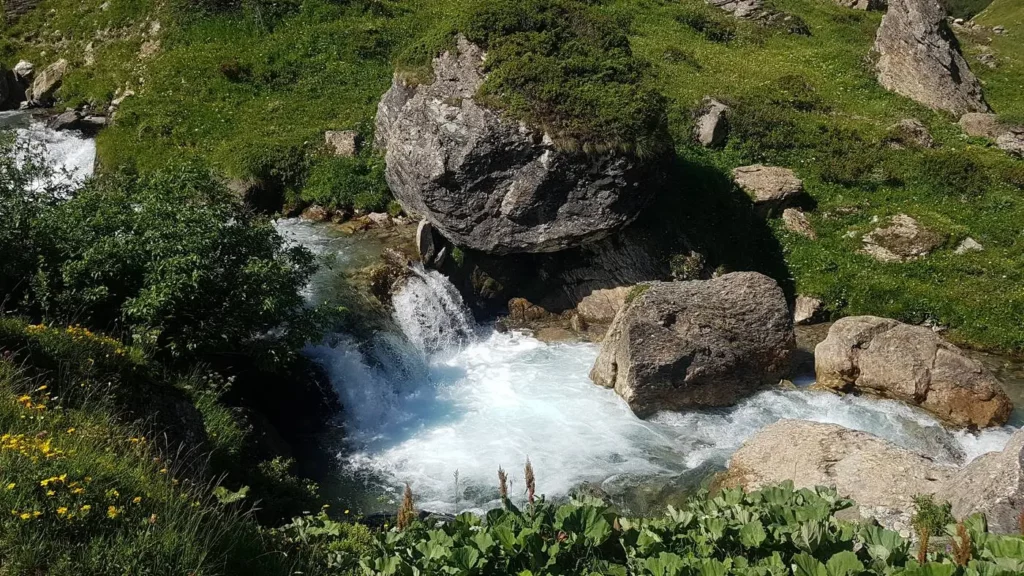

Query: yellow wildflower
[[18, 512, 30, 521], [344, 509, 350, 515], [107, 506, 120, 519], [5, 483, 14, 490], [56, 507, 68, 516], [159, 468, 168, 474], [32, 511, 41, 518], [80, 505, 91, 513], [132, 496, 142, 504], [36, 385, 47, 392], [46, 490, 55, 497], [72, 487, 85, 495], [66, 428, 76, 434]]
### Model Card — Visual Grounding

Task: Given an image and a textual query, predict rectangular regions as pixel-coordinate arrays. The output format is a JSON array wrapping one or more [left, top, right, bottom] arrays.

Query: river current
[[13, 116, 1020, 516]]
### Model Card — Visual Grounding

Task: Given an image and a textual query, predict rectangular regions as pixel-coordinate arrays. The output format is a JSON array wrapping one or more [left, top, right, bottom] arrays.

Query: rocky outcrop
[[835, 0, 887, 10], [861, 214, 944, 262], [732, 165, 804, 217], [325, 130, 361, 157], [873, 0, 989, 115], [2, 0, 41, 22], [959, 112, 1003, 138], [31, 59, 68, 106], [782, 208, 816, 239], [996, 129, 1024, 158], [375, 36, 665, 255], [48, 110, 107, 135], [793, 295, 825, 325], [706, 0, 764, 18], [722, 420, 955, 534], [814, 316, 1013, 428], [576, 286, 632, 324], [590, 273, 794, 417], [693, 97, 730, 147], [936, 429, 1024, 534], [886, 118, 934, 148]]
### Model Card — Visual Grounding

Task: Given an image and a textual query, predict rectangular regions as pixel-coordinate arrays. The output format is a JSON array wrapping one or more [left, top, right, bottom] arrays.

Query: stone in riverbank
[[375, 36, 665, 255], [721, 419, 955, 534], [814, 316, 1013, 428], [31, 59, 68, 106], [590, 273, 794, 417]]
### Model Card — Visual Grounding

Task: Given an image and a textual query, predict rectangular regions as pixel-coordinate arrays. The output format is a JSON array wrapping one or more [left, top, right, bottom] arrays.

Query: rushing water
[[284, 222, 1020, 515], [1, 111, 96, 186]]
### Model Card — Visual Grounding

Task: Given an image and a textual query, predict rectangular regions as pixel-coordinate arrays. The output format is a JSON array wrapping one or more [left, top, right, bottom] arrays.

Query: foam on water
[[1, 112, 96, 186], [289, 221, 1018, 514]]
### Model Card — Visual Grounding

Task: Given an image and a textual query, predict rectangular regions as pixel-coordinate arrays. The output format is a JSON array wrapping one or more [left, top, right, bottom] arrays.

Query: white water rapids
[[1, 111, 96, 187], [282, 221, 1019, 515]]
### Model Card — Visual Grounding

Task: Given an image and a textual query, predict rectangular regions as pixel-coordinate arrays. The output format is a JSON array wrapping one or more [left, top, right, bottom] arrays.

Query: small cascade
[[391, 264, 476, 354], [1, 111, 96, 186]]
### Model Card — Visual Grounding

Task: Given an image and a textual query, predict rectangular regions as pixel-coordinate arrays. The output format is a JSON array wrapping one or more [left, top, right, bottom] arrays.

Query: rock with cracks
[[375, 36, 665, 255], [721, 419, 956, 534], [873, 0, 989, 115], [732, 165, 804, 217], [860, 214, 944, 262], [590, 273, 794, 417], [814, 316, 1013, 428], [31, 59, 68, 106], [936, 428, 1024, 534], [693, 97, 730, 147]]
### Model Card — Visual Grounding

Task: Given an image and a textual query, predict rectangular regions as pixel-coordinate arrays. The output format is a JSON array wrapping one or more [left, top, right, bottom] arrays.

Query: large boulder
[[936, 429, 1024, 534], [590, 272, 794, 417], [375, 36, 664, 255], [693, 97, 730, 147], [873, 0, 989, 115], [31, 59, 68, 105], [721, 420, 955, 534], [815, 316, 1013, 428], [576, 286, 632, 324]]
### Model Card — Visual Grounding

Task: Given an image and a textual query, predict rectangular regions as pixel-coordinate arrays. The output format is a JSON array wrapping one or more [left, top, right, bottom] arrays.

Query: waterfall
[[1, 111, 96, 186], [391, 264, 476, 355]]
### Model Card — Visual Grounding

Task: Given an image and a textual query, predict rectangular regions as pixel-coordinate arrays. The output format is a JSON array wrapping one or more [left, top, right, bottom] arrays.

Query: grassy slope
[[2, 0, 1023, 352]]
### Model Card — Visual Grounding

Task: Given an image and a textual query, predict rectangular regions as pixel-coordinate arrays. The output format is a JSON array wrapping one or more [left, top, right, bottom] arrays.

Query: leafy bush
[[917, 149, 991, 199], [673, 3, 738, 43], [288, 479, 1024, 575], [26, 165, 323, 364], [302, 154, 390, 212]]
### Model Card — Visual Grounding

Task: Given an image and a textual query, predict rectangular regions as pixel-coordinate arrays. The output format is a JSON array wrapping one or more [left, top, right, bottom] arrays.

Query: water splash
[[391, 264, 476, 355], [1, 111, 96, 187]]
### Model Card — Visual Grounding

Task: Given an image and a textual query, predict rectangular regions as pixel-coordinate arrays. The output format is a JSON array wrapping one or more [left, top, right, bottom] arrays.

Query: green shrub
[[917, 149, 991, 198], [302, 154, 390, 212], [28, 165, 324, 364], [672, 3, 738, 43]]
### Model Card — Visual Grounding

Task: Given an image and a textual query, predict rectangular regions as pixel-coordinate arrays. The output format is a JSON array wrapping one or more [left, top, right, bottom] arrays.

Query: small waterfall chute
[[391, 264, 476, 355]]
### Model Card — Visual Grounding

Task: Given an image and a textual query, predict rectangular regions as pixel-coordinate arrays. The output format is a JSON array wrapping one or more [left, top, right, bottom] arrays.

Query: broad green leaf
[[740, 521, 767, 549], [825, 551, 864, 576], [792, 553, 828, 576]]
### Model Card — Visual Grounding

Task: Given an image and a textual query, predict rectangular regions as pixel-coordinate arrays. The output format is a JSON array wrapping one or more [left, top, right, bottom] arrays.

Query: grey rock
[[590, 273, 794, 417], [693, 97, 730, 147], [874, 0, 989, 115], [31, 59, 68, 105], [936, 429, 1024, 534], [887, 118, 935, 148], [47, 110, 107, 135], [959, 112, 1004, 138], [12, 60, 34, 82], [794, 295, 825, 325], [416, 219, 436, 265], [721, 420, 955, 534], [954, 236, 983, 254], [375, 35, 664, 255], [706, 0, 764, 18], [366, 212, 393, 228], [814, 316, 1013, 428], [2, 0, 41, 21], [993, 25, 1005, 35], [732, 165, 804, 217], [861, 214, 945, 262], [782, 208, 816, 239], [996, 129, 1024, 158], [325, 130, 361, 157], [977, 52, 997, 68], [835, 0, 887, 10]]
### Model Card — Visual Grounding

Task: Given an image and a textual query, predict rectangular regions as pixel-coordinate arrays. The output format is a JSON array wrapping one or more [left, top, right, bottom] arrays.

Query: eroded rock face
[[590, 273, 794, 417], [576, 286, 632, 324], [937, 429, 1024, 534], [861, 214, 944, 262], [375, 36, 664, 255], [815, 316, 1013, 428], [874, 0, 989, 115], [721, 420, 955, 534], [732, 165, 804, 217]]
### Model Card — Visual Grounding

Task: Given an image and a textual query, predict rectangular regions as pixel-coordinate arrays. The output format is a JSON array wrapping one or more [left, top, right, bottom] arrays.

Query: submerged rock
[[936, 429, 1024, 533], [721, 419, 955, 534], [873, 0, 989, 115], [375, 36, 666, 255], [814, 316, 1013, 428], [861, 214, 944, 262], [590, 273, 794, 417]]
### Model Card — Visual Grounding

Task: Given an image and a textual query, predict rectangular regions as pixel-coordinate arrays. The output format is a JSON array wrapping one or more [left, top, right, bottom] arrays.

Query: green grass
[[3, 0, 1024, 352]]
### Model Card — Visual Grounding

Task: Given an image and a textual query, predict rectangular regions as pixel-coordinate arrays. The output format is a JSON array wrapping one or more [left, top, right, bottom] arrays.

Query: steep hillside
[[2, 0, 1024, 352]]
